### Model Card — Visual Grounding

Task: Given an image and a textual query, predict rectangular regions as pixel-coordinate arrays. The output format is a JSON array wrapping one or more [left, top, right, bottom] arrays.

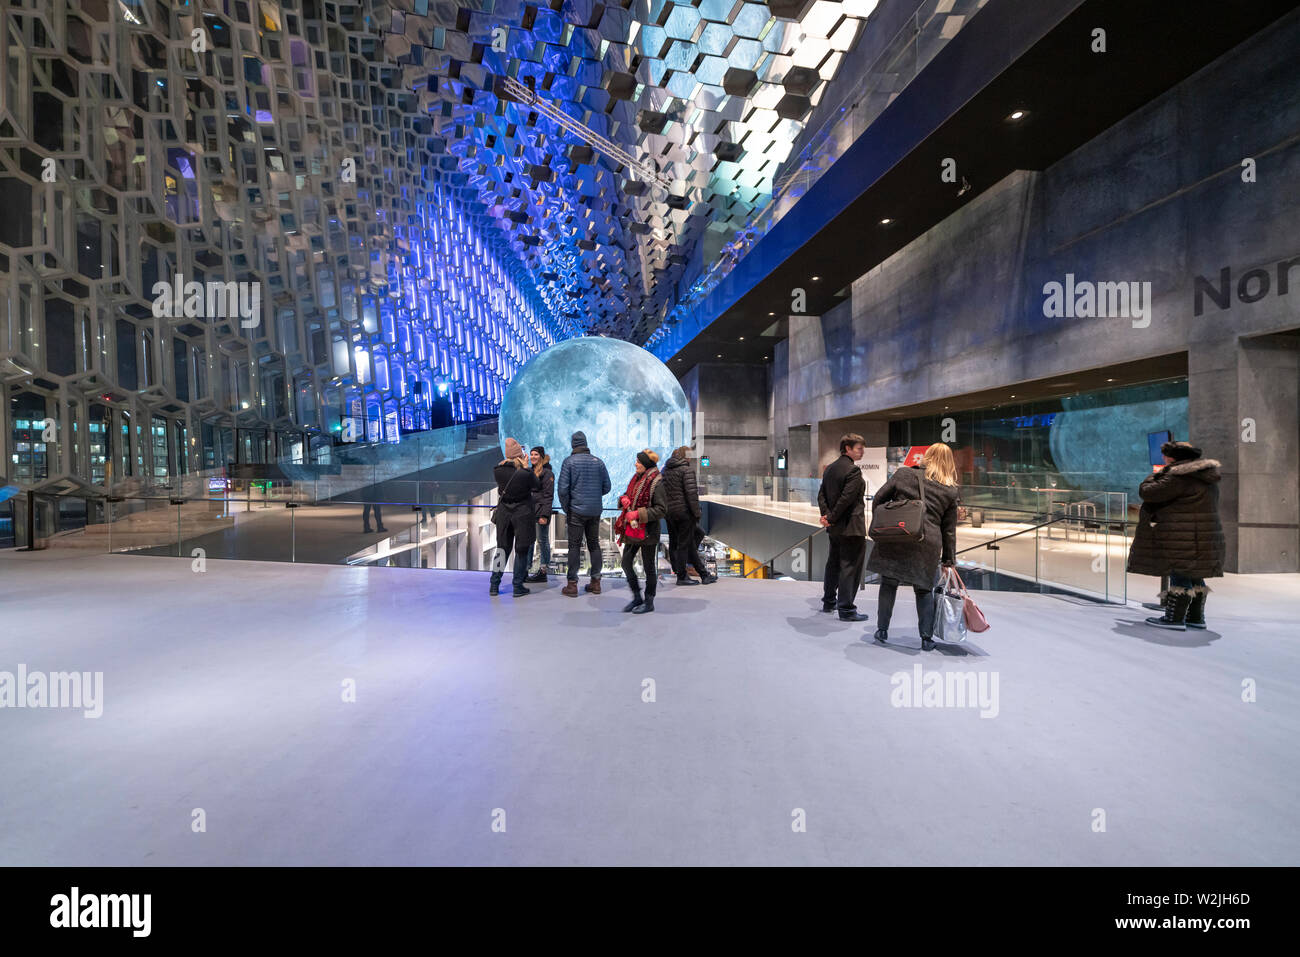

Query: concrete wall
[[772, 10, 1300, 572], [681, 362, 771, 477]]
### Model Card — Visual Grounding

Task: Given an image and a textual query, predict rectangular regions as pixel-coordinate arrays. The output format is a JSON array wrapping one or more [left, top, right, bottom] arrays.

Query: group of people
[[490, 430, 717, 612], [492, 424, 1226, 636], [816, 432, 1226, 646]]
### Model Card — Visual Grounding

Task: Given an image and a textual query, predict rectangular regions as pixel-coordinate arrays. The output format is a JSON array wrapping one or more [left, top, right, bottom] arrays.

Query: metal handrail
[[742, 526, 828, 578], [955, 514, 1132, 556], [740, 511, 1134, 580], [22, 488, 620, 514]]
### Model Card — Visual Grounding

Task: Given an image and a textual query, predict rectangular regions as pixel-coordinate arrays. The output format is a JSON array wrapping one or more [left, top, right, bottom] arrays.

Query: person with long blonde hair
[[865, 442, 961, 650]]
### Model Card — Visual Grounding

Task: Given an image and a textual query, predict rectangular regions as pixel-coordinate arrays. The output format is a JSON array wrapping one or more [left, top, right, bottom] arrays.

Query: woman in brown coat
[[1127, 441, 1225, 631]]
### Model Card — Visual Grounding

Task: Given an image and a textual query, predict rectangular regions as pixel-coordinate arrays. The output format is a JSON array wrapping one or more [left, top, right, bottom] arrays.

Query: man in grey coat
[[818, 433, 869, 622], [558, 430, 612, 597]]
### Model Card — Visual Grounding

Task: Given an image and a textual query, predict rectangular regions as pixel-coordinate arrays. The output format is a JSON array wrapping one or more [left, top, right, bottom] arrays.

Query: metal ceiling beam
[[496, 75, 677, 195]]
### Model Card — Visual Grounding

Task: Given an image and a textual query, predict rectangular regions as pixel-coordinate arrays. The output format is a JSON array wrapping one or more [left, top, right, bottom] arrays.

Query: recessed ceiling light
[[716, 354, 722, 358], [768, 311, 774, 316], [738, 336, 744, 341], [1010, 394, 1016, 398], [880, 217, 893, 225], [1008, 110, 1027, 121], [1106, 378, 1114, 382], [811, 275, 821, 280]]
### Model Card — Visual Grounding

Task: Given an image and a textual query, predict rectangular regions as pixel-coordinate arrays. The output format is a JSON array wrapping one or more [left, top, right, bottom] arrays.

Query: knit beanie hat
[[531, 445, 545, 457], [503, 437, 524, 460], [571, 430, 587, 449], [637, 449, 658, 469], [1161, 440, 1201, 462]]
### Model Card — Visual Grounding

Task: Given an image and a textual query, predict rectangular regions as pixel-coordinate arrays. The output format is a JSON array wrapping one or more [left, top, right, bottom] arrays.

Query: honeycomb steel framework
[[0, 0, 880, 491]]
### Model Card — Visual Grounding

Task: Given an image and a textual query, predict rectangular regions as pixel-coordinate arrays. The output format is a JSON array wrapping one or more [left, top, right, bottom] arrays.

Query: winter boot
[[525, 567, 548, 584], [512, 585, 531, 597], [1141, 589, 1168, 612], [585, 578, 602, 595], [675, 575, 700, 586], [632, 596, 655, 614], [622, 589, 644, 613], [489, 581, 499, 597], [1185, 586, 1209, 629], [873, 629, 888, 644], [1146, 587, 1192, 630]]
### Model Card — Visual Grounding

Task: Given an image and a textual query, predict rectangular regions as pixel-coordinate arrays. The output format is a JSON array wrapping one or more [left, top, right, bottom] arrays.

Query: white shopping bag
[[935, 567, 968, 643]]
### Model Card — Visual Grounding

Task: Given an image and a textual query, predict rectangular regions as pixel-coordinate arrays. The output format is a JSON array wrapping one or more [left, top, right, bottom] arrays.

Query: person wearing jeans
[[525, 446, 554, 583], [557, 430, 611, 597], [361, 501, 386, 534]]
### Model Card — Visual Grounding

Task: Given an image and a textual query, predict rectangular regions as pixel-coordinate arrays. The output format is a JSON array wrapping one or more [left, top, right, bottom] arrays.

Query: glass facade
[[0, 0, 917, 492], [0, 0, 572, 491], [888, 379, 1190, 499]]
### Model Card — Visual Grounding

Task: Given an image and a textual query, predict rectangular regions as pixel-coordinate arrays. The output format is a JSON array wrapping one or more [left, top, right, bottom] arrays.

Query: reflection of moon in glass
[[499, 337, 692, 509]]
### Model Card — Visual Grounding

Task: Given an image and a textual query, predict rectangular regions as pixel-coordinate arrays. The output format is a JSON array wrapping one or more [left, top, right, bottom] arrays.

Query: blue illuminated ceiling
[[400, 0, 881, 341]]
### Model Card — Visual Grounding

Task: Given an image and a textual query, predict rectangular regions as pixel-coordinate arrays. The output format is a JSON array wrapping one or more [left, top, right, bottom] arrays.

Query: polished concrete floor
[[1, 549, 1297, 866]]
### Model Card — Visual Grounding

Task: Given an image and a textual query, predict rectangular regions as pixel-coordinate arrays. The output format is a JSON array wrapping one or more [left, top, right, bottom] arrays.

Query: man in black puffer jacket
[[660, 446, 716, 585], [1128, 440, 1225, 631]]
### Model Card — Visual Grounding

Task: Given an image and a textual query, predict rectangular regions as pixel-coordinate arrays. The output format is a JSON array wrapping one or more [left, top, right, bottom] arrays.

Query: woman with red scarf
[[615, 449, 669, 614]]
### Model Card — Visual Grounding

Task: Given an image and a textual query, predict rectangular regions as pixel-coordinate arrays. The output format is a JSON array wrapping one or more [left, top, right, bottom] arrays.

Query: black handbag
[[868, 468, 927, 544]]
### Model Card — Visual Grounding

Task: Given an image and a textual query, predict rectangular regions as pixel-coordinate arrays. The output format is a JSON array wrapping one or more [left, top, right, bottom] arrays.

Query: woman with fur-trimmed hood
[[1127, 440, 1225, 631]]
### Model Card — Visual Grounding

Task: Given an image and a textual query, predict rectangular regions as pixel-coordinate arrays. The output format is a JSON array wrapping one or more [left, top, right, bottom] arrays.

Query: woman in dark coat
[[660, 445, 716, 585], [616, 449, 669, 615], [525, 446, 555, 583], [1127, 440, 1224, 630], [490, 437, 539, 598], [866, 442, 961, 650]]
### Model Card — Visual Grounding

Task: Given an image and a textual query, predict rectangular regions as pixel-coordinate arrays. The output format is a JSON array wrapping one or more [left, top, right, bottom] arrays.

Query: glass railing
[[12, 488, 725, 585], [699, 473, 823, 524], [737, 511, 1132, 604], [107, 418, 501, 503], [709, 476, 1131, 602], [16, 474, 1129, 602], [955, 512, 1132, 605], [701, 474, 1128, 527]]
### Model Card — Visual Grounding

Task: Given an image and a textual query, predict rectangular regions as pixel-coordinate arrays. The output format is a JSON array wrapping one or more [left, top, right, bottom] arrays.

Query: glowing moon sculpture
[[498, 336, 693, 509]]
